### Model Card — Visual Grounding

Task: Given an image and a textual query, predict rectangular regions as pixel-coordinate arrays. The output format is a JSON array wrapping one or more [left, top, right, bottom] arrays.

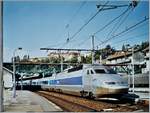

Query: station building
[[105, 47, 149, 74]]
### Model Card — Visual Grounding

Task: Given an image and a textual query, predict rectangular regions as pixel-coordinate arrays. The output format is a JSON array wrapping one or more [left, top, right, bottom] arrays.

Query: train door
[[83, 68, 94, 92]]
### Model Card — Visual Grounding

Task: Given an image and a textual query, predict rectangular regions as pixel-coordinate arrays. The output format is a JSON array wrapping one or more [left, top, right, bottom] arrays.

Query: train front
[[92, 65, 129, 98]]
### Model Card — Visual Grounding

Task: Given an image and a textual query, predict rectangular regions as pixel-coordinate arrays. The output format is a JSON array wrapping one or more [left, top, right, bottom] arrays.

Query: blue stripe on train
[[49, 76, 82, 85]]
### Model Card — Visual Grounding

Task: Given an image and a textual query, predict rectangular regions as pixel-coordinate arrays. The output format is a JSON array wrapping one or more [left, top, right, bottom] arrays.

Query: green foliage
[[81, 56, 86, 63], [70, 56, 78, 63], [97, 44, 116, 59], [140, 41, 149, 49], [85, 54, 92, 64]]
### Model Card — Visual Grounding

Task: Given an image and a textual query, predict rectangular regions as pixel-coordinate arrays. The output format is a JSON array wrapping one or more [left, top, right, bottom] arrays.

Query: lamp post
[[13, 47, 22, 98], [125, 44, 131, 87], [91, 35, 95, 64], [20, 73, 24, 91], [132, 46, 135, 93]]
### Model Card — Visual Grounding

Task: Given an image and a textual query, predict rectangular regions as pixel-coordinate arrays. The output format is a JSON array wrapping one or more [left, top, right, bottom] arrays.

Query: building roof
[[107, 46, 149, 61], [107, 51, 132, 60], [142, 46, 149, 52]]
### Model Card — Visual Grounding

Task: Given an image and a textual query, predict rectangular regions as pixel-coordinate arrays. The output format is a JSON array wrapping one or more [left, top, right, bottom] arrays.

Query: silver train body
[[23, 64, 129, 98]]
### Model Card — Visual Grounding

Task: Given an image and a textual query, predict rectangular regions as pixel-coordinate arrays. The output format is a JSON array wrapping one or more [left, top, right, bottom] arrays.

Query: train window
[[90, 70, 94, 74], [42, 81, 48, 84], [105, 67, 117, 74], [68, 65, 83, 73], [94, 69, 106, 74], [87, 70, 90, 75], [32, 82, 36, 85]]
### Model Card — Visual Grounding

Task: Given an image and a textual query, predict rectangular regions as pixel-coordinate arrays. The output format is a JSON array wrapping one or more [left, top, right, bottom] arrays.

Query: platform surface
[[129, 87, 149, 100], [4, 90, 62, 112]]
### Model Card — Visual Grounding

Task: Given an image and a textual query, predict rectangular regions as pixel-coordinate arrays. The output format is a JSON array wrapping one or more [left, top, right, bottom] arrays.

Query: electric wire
[[112, 32, 148, 47], [111, 21, 148, 40], [68, 1, 109, 41], [46, 1, 130, 49], [93, 6, 131, 35], [77, 7, 130, 48], [65, 1, 87, 28], [77, 36, 91, 47], [60, 1, 109, 49], [45, 2, 87, 49], [101, 22, 148, 49], [75, 3, 131, 49], [96, 17, 149, 47], [105, 6, 133, 41]]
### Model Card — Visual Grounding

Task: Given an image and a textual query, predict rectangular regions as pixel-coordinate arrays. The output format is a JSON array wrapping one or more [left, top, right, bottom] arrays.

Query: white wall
[[3, 70, 13, 88]]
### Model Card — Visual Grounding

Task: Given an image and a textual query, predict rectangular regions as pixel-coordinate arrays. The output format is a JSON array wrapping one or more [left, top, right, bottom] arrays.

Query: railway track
[[36, 91, 149, 112], [36, 91, 97, 112]]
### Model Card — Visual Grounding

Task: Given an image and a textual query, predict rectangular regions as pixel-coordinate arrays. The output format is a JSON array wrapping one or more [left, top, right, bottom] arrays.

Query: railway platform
[[4, 90, 62, 112]]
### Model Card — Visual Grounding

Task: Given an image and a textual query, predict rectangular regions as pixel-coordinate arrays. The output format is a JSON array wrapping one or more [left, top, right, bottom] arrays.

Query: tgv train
[[22, 64, 129, 98]]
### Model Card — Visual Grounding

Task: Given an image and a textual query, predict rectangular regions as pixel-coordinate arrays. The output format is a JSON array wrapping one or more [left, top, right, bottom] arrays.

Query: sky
[[3, 0, 149, 62]]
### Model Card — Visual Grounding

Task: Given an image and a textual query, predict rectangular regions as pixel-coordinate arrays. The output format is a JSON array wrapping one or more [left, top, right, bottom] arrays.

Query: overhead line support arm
[[40, 48, 99, 52]]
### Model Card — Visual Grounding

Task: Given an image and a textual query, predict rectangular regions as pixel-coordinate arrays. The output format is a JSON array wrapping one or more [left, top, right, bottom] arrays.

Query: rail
[[35, 91, 148, 112]]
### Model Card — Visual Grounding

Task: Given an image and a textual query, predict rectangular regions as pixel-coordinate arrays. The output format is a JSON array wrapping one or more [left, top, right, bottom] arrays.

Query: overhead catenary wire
[[59, 1, 109, 49], [77, 36, 91, 47], [46, 42, 66, 48], [68, 1, 109, 42], [45, 2, 87, 49], [100, 22, 148, 49], [43, 1, 139, 50], [104, 5, 133, 41], [112, 32, 148, 47], [93, 6, 131, 35], [110, 21, 148, 41], [65, 1, 87, 29], [75, 2, 132, 49], [96, 17, 149, 47], [44, 1, 132, 50]]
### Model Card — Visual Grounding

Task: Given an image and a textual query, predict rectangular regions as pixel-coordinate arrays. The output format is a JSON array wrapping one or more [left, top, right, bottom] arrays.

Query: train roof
[[60, 64, 105, 74]]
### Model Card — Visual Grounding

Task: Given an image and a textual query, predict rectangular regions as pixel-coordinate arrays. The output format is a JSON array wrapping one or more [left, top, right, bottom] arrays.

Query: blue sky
[[3, 1, 149, 62]]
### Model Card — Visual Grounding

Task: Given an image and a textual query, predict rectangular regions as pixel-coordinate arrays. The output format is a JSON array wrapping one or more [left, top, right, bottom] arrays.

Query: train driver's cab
[[86, 66, 117, 75]]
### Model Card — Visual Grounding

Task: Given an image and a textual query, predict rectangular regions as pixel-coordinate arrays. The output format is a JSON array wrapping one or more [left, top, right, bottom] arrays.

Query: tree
[[85, 55, 92, 64], [43, 58, 50, 63], [70, 56, 78, 63], [141, 41, 149, 49], [97, 44, 116, 59], [94, 51, 101, 60], [81, 56, 86, 63], [106, 44, 111, 50]]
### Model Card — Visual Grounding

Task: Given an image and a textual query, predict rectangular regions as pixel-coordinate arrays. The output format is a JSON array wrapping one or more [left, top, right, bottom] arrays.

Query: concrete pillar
[[0, 1, 3, 112]]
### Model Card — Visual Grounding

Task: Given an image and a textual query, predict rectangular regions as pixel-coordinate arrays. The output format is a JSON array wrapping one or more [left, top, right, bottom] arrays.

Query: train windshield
[[105, 67, 117, 74], [94, 69, 106, 74]]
